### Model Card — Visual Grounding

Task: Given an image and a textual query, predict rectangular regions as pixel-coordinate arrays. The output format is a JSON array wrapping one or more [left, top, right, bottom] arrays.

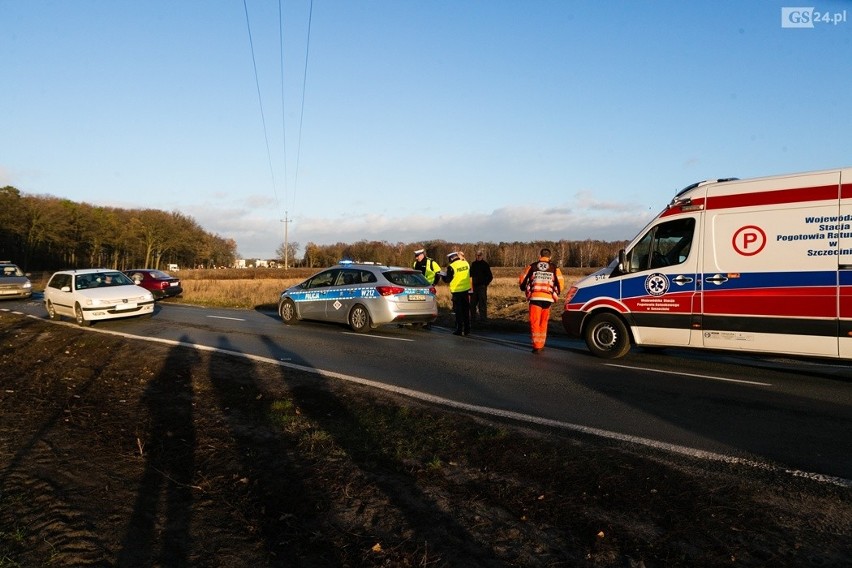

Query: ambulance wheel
[[584, 313, 630, 359], [348, 304, 372, 333], [279, 299, 299, 325]]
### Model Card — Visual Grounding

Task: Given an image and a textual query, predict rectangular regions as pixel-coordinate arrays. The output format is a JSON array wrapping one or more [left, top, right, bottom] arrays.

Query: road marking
[[26, 313, 847, 488], [605, 363, 772, 386], [341, 332, 413, 342], [207, 315, 245, 321]]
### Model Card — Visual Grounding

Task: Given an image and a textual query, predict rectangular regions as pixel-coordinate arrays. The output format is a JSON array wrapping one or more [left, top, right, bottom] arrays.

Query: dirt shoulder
[[1, 312, 849, 567]]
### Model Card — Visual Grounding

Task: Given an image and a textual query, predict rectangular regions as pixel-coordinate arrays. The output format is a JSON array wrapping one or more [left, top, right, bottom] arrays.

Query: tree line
[[2, 186, 629, 272], [0, 186, 237, 271], [298, 238, 628, 269]]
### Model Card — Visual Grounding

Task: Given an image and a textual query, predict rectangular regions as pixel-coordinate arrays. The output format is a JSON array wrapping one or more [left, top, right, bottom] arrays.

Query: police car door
[[326, 269, 360, 323], [621, 215, 700, 347], [299, 269, 338, 319]]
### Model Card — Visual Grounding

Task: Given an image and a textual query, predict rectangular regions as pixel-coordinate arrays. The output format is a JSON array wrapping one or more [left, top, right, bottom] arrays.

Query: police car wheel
[[279, 299, 299, 325], [348, 304, 372, 333], [584, 313, 630, 359]]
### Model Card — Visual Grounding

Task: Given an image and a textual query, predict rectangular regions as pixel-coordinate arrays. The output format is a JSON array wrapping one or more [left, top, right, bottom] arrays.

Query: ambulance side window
[[626, 218, 695, 273]]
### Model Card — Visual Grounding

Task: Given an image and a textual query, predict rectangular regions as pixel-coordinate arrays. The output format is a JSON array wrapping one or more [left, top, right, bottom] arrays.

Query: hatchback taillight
[[376, 285, 405, 296]]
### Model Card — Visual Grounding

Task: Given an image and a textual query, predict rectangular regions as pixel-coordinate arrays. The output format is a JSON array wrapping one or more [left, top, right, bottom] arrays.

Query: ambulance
[[562, 167, 852, 359]]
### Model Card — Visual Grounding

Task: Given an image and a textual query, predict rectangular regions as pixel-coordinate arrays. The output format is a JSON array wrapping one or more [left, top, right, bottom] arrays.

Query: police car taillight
[[429, 286, 437, 295], [376, 285, 405, 296]]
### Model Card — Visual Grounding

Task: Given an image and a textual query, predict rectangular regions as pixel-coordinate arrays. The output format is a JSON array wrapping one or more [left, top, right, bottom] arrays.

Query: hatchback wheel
[[348, 304, 372, 333], [46, 301, 60, 321], [74, 304, 92, 327]]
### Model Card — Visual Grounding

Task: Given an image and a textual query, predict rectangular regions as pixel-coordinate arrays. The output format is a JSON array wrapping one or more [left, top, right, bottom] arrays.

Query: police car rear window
[[384, 271, 430, 287]]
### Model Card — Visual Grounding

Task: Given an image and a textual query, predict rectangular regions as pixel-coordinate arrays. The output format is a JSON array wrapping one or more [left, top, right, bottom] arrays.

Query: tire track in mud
[[0, 317, 138, 565]]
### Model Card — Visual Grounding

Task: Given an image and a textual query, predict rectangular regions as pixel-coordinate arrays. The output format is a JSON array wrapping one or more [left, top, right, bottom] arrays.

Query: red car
[[123, 269, 183, 300]]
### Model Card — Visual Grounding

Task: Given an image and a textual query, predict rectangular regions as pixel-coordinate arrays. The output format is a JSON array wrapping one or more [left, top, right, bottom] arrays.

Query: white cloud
[[241, 195, 652, 258]]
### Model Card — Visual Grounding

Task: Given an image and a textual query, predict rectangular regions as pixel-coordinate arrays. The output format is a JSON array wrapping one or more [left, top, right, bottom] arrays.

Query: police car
[[278, 261, 438, 333]]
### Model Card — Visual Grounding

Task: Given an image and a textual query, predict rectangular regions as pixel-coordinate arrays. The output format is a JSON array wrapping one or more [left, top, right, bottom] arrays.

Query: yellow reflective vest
[[446, 259, 472, 293], [413, 257, 441, 285]]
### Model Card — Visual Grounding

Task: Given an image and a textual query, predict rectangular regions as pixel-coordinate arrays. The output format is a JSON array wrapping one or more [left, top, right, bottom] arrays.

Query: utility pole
[[280, 213, 291, 269]]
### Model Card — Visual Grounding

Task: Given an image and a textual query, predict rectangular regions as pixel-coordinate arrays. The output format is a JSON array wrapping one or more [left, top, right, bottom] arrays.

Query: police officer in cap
[[443, 251, 472, 336], [412, 248, 441, 285]]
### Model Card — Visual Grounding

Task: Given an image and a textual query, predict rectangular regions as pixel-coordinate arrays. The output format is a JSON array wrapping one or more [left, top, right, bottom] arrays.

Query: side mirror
[[618, 249, 626, 273]]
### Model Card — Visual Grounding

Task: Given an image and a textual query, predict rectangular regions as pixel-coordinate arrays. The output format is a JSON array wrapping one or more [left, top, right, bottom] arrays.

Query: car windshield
[[383, 270, 430, 287], [2, 266, 24, 277], [76, 271, 135, 289]]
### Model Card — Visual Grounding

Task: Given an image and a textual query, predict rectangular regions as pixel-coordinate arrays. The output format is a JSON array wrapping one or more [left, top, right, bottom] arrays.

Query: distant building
[[234, 259, 247, 269]]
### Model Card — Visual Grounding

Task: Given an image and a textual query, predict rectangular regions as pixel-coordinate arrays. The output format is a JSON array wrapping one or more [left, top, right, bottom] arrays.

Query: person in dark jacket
[[469, 250, 493, 323]]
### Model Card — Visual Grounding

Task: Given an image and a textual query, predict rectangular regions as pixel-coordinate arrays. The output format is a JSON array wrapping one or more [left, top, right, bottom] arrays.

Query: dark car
[[124, 269, 183, 300], [0, 261, 33, 300]]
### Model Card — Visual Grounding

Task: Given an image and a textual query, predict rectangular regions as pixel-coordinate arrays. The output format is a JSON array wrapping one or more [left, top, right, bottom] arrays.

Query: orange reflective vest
[[519, 258, 565, 303]]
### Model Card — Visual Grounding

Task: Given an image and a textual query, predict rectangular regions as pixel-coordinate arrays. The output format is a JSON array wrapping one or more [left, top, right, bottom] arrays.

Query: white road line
[[206, 315, 245, 321], [341, 332, 414, 342], [606, 363, 772, 386], [23, 314, 848, 488]]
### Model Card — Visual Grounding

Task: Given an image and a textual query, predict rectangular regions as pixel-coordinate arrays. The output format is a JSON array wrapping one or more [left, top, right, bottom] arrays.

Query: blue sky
[[3, 1, 851, 259]]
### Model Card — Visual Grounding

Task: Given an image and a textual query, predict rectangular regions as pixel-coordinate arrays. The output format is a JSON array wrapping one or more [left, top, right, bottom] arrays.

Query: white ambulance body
[[562, 167, 852, 359]]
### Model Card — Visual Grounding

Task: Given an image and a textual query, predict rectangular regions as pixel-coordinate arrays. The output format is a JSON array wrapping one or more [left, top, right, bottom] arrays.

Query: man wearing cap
[[413, 248, 441, 330], [443, 251, 472, 336], [412, 249, 441, 286], [518, 248, 565, 353]]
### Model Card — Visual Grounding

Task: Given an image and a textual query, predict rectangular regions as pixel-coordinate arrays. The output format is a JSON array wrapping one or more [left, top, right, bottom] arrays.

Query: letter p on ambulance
[[733, 225, 767, 256]]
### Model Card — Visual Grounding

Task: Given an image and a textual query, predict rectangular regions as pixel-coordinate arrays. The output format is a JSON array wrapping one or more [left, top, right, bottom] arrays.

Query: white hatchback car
[[43, 268, 155, 326]]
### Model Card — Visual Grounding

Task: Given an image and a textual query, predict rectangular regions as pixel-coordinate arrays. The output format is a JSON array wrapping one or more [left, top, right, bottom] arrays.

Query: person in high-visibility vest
[[443, 251, 472, 336], [412, 248, 441, 285], [518, 248, 565, 353], [412, 248, 441, 330]]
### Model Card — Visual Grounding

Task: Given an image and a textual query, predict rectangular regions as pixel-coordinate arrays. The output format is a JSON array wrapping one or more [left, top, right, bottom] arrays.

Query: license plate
[[408, 294, 426, 301], [169, 282, 178, 287], [115, 302, 137, 311]]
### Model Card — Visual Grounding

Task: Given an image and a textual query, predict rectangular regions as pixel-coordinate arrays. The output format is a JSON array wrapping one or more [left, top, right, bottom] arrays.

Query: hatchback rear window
[[383, 270, 430, 287]]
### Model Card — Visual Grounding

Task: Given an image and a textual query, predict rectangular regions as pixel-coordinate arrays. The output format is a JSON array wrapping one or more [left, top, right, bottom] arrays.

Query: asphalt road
[[6, 294, 852, 484]]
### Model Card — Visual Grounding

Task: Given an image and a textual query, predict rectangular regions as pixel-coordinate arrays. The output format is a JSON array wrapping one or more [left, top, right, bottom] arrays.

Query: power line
[[243, 0, 280, 212], [291, 0, 313, 217], [278, 0, 288, 214]]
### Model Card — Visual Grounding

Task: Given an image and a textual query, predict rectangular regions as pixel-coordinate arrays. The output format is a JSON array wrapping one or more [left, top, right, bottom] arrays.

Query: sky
[[2, 0, 851, 260]]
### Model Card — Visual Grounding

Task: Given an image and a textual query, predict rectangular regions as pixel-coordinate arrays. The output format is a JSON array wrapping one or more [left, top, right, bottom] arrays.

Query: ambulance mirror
[[617, 249, 626, 273]]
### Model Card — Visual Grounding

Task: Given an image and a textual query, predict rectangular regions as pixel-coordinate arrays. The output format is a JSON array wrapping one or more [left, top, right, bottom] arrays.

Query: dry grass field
[[173, 266, 596, 328]]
